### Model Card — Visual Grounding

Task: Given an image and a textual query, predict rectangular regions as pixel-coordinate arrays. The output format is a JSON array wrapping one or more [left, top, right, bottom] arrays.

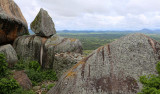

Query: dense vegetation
[[0, 53, 57, 94], [138, 62, 160, 94]]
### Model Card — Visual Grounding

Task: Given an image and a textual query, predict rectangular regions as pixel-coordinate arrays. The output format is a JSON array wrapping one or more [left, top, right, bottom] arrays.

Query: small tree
[[138, 62, 160, 94], [0, 53, 8, 77]]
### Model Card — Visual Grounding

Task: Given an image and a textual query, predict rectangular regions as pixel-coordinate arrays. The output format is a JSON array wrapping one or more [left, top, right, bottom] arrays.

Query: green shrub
[[138, 62, 160, 94], [29, 61, 41, 71], [47, 83, 55, 90], [12, 88, 35, 94], [25, 69, 43, 86], [14, 59, 27, 70], [0, 53, 8, 77], [42, 70, 58, 81], [0, 78, 19, 94]]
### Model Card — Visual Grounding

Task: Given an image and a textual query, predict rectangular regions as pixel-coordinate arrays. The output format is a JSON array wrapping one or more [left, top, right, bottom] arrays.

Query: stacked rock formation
[[0, 0, 29, 67], [13, 8, 83, 73], [30, 8, 56, 37], [48, 33, 160, 94]]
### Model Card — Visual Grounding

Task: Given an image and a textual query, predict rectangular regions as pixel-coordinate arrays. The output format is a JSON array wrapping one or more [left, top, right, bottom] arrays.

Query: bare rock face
[[0, 44, 18, 67], [13, 35, 53, 69], [45, 34, 83, 54], [54, 52, 84, 78], [13, 34, 83, 69], [0, 0, 29, 45], [13, 70, 32, 90], [30, 8, 56, 37], [47, 33, 160, 94]]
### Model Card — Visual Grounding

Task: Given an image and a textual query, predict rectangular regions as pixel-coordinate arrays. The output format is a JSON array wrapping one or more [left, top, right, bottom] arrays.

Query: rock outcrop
[[13, 35, 53, 69], [54, 52, 84, 78], [47, 33, 160, 94], [0, 44, 18, 67], [13, 70, 32, 90], [30, 8, 56, 37], [0, 0, 29, 45], [45, 34, 83, 54], [13, 35, 83, 69]]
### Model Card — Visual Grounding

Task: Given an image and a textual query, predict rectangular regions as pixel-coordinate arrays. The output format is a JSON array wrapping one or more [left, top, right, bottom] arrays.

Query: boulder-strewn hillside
[[48, 33, 160, 94], [0, 0, 29, 45]]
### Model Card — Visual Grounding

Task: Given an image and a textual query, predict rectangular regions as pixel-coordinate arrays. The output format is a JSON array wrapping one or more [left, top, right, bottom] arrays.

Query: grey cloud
[[14, 0, 160, 30]]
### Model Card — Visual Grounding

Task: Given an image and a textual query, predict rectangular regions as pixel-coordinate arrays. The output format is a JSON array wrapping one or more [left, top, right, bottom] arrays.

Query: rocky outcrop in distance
[[48, 33, 160, 94], [30, 8, 56, 37], [0, 0, 29, 45]]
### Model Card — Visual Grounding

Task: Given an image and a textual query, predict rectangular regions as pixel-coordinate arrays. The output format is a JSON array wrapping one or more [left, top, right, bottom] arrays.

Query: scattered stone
[[0, 44, 18, 67], [13, 71, 32, 90], [33, 86, 41, 91], [0, 0, 29, 45], [30, 8, 56, 37], [47, 33, 160, 94]]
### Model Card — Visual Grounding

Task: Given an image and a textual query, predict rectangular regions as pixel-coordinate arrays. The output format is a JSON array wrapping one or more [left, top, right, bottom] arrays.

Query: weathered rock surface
[[48, 33, 160, 94], [54, 52, 84, 78], [30, 8, 56, 37], [13, 70, 32, 90], [45, 34, 83, 54], [0, 0, 29, 45], [13, 35, 82, 69], [13, 35, 53, 69], [0, 44, 18, 67]]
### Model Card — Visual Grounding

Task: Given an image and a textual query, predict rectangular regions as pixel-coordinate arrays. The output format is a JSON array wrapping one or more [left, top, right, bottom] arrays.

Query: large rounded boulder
[[13, 35, 53, 69], [0, 0, 29, 45], [45, 34, 83, 54], [47, 33, 160, 94], [0, 44, 18, 67]]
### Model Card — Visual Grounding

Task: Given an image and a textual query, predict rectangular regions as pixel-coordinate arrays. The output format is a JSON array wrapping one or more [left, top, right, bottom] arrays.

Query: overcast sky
[[14, 0, 160, 30]]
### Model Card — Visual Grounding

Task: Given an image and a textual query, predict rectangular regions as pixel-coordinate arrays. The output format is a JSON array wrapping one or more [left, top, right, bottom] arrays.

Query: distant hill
[[57, 29, 160, 34]]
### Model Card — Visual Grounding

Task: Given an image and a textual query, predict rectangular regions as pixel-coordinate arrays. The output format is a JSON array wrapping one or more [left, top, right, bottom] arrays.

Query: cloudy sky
[[14, 0, 160, 30]]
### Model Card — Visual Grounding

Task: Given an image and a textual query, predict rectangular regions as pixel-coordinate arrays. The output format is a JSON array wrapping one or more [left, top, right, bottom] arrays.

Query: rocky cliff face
[[0, 0, 28, 45], [47, 33, 160, 94]]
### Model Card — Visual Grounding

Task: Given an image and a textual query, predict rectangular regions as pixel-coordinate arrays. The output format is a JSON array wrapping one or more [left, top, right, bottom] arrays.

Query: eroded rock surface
[[13, 35, 53, 69], [0, 0, 29, 45], [45, 34, 83, 54], [0, 44, 18, 67], [30, 8, 56, 37], [13, 35, 83, 69], [54, 52, 84, 78], [48, 33, 160, 94]]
